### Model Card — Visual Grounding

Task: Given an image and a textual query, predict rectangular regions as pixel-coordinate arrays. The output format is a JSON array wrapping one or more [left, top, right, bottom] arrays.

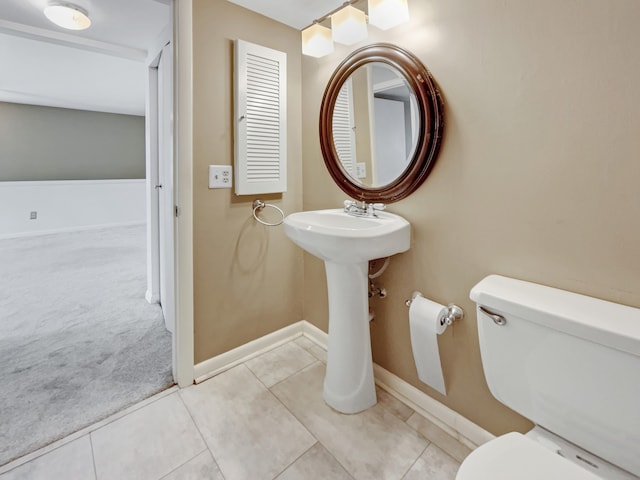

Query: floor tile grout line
[[292, 336, 317, 352], [253, 357, 321, 391], [269, 355, 451, 479], [207, 352, 461, 478], [89, 433, 99, 480], [267, 362, 359, 480], [373, 390, 418, 425], [399, 442, 430, 480], [265, 358, 321, 391], [402, 414, 470, 463], [264, 346, 434, 479], [266, 363, 321, 441], [185, 360, 321, 480], [243, 341, 318, 389], [269, 441, 319, 480], [0, 385, 178, 476], [175, 387, 227, 479], [426, 442, 463, 464], [242, 359, 323, 451], [156, 447, 210, 480], [195, 332, 310, 386]]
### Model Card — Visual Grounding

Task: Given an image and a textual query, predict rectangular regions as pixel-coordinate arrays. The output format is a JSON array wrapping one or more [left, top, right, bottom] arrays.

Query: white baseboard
[[300, 320, 329, 348], [193, 321, 306, 384], [145, 290, 160, 304], [372, 364, 494, 449], [296, 320, 493, 448], [0, 221, 145, 240], [194, 320, 494, 448], [0, 179, 146, 237]]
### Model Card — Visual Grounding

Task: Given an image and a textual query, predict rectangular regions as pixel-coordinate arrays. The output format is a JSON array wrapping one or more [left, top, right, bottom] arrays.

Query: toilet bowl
[[457, 275, 640, 479], [457, 432, 601, 480], [457, 428, 638, 480]]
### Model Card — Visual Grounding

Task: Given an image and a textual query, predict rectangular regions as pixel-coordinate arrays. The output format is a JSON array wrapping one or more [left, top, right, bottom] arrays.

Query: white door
[[373, 97, 407, 185], [157, 43, 175, 334]]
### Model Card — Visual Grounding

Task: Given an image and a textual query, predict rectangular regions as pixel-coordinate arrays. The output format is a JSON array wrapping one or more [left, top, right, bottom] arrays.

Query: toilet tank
[[470, 275, 640, 477]]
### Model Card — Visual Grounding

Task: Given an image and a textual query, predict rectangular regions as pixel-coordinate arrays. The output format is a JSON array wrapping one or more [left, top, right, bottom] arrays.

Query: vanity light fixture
[[331, 5, 368, 46], [44, 2, 91, 31], [301, 23, 334, 58], [368, 0, 410, 30], [301, 0, 410, 57]]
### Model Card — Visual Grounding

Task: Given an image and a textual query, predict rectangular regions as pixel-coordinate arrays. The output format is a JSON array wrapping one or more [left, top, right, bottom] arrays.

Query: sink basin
[[283, 209, 410, 264], [283, 208, 411, 414]]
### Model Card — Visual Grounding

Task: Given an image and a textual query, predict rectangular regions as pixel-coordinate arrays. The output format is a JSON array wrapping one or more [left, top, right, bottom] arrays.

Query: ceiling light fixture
[[301, 0, 410, 58], [44, 2, 91, 31], [331, 5, 368, 46], [368, 0, 410, 31], [302, 23, 334, 58]]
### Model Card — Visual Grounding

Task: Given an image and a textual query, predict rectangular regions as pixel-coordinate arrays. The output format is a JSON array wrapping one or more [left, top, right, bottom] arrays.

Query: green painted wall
[[0, 102, 145, 181]]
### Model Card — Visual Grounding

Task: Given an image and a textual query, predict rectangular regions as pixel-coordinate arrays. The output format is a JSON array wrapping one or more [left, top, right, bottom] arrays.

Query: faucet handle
[[371, 203, 386, 211]]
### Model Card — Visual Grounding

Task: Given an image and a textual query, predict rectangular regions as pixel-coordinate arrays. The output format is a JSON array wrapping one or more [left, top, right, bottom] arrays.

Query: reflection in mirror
[[332, 63, 419, 188], [320, 43, 444, 203]]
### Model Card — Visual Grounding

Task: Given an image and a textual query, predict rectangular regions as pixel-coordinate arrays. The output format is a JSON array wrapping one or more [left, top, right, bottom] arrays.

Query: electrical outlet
[[30, 211, 37, 220], [355, 162, 367, 179], [208, 165, 232, 189]]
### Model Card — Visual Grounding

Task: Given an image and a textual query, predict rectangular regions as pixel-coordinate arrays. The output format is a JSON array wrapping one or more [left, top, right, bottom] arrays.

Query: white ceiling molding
[[0, 18, 147, 61], [0, 89, 143, 116]]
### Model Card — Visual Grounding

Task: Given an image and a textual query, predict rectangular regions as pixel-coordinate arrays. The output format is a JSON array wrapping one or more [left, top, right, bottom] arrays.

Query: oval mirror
[[320, 43, 445, 203]]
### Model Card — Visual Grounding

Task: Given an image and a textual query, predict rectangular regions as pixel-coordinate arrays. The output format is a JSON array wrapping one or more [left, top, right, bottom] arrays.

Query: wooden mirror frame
[[319, 43, 445, 203]]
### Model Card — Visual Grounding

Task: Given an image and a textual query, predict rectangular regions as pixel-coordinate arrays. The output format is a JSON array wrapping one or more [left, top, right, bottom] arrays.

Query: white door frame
[[173, 0, 194, 387], [143, 0, 194, 388]]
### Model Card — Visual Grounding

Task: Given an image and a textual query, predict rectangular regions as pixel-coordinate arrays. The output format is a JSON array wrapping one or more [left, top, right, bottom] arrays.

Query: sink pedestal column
[[323, 261, 376, 414]]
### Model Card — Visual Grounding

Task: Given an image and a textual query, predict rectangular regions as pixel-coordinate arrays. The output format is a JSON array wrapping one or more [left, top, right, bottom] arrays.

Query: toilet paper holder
[[405, 292, 464, 327]]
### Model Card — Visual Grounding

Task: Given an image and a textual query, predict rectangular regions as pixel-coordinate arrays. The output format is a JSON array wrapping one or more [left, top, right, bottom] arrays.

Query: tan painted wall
[[192, 0, 303, 363], [301, 0, 640, 435]]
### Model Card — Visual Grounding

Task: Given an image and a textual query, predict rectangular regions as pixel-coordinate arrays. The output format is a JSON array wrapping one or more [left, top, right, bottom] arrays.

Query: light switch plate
[[355, 162, 367, 179], [209, 165, 232, 188]]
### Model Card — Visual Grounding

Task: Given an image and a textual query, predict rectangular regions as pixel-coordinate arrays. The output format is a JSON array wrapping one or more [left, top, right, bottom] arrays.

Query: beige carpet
[[0, 225, 173, 466]]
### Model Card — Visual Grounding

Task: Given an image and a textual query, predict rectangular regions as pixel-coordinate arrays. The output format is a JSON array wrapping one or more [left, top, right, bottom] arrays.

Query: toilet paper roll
[[409, 295, 448, 395]]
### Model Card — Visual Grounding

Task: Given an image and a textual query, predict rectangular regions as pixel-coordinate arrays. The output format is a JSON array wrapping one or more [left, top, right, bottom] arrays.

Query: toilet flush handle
[[479, 306, 507, 326]]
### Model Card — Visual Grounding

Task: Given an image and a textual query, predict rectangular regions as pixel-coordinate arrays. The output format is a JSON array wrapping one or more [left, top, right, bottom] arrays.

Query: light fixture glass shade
[[368, 0, 410, 30], [331, 5, 368, 45], [44, 3, 91, 30], [302, 23, 334, 58]]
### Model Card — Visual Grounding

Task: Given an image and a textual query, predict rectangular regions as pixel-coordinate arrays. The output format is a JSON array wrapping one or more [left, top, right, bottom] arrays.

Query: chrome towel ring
[[252, 199, 284, 227]]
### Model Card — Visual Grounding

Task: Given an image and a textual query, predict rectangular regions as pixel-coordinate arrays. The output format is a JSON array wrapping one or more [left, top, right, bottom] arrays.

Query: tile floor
[[0, 336, 470, 480]]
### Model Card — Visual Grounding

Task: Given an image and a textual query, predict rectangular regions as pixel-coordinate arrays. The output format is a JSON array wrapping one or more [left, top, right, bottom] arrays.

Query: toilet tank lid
[[470, 275, 640, 357]]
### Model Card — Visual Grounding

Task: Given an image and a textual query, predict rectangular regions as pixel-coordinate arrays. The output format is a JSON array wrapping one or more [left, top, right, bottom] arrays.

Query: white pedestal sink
[[284, 209, 411, 413]]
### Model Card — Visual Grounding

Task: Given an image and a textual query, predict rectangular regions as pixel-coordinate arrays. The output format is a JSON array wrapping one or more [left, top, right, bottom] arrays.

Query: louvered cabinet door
[[234, 40, 287, 194], [332, 78, 357, 177]]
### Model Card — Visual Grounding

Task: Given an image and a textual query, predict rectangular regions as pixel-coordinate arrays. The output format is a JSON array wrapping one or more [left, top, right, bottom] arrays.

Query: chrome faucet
[[343, 200, 386, 217]]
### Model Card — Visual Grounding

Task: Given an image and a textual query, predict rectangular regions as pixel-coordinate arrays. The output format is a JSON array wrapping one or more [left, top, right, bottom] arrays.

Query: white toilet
[[457, 275, 640, 480]]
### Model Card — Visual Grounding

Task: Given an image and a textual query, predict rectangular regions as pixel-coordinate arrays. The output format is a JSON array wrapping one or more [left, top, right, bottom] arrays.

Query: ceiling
[[0, 0, 170, 115], [227, 0, 346, 30], [0, 0, 340, 115]]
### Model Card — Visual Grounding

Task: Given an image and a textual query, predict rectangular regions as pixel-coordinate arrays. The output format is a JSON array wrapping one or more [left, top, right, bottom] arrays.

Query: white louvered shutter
[[234, 40, 287, 194], [332, 78, 357, 176]]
